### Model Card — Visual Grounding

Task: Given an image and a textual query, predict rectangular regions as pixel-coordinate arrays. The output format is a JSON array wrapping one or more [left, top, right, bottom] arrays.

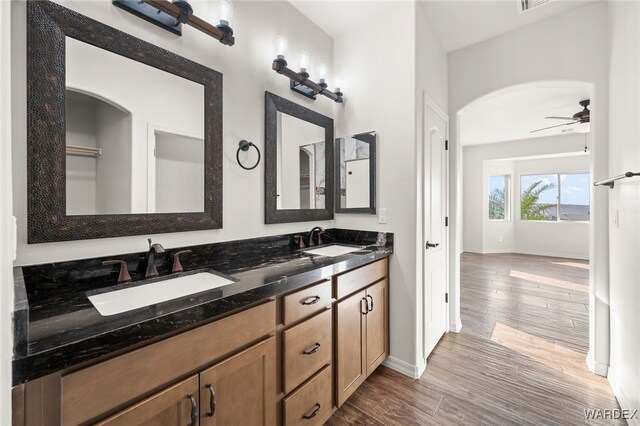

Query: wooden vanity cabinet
[[335, 259, 389, 407], [13, 257, 390, 426]]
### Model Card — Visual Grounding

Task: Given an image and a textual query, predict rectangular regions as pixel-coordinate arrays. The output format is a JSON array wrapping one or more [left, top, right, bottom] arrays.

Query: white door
[[423, 98, 448, 359]]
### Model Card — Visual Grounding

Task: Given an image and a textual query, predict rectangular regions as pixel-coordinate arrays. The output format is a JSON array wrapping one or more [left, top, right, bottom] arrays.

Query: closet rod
[[65, 145, 102, 158], [594, 171, 640, 189]]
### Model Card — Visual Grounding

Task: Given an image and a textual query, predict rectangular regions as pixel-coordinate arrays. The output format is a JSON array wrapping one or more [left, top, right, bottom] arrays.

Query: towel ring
[[236, 140, 260, 170]]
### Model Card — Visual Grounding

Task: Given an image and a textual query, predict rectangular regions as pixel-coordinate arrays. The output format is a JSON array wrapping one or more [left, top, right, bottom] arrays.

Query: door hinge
[[445, 140, 449, 151], [445, 293, 449, 303], [445, 216, 449, 227]]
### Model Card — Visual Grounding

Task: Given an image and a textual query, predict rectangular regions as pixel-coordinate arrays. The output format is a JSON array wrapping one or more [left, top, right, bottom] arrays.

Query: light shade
[[276, 36, 288, 58], [299, 51, 309, 71], [575, 121, 590, 133], [317, 63, 327, 81], [218, 0, 233, 26]]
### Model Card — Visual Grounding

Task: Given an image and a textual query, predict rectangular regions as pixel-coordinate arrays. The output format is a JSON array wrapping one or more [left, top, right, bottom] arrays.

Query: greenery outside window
[[520, 173, 590, 222], [488, 175, 509, 220]]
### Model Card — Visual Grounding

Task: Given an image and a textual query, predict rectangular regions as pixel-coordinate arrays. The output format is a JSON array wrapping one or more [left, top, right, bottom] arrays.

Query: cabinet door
[[335, 289, 367, 407], [95, 375, 199, 426], [199, 337, 276, 426], [366, 279, 387, 376]]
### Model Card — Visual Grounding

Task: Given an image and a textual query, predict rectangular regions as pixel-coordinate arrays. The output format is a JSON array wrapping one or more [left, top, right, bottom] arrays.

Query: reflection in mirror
[[336, 132, 376, 214], [64, 36, 204, 215], [276, 112, 326, 210]]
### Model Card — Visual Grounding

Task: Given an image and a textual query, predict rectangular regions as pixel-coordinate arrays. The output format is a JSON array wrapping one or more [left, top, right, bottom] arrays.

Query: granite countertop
[[12, 229, 393, 386]]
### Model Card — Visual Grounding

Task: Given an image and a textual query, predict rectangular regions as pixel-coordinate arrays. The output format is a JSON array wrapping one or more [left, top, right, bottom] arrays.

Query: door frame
[[421, 92, 450, 361]]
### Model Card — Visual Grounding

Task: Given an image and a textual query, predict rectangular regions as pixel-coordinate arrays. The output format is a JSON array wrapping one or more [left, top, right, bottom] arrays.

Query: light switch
[[378, 208, 387, 224]]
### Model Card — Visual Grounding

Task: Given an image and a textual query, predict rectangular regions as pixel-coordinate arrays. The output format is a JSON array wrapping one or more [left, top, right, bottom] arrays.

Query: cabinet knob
[[187, 393, 198, 426], [302, 342, 321, 355], [367, 295, 374, 312], [205, 383, 216, 417], [302, 403, 321, 420], [302, 295, 321, 306], [361, 297, 369, 315]]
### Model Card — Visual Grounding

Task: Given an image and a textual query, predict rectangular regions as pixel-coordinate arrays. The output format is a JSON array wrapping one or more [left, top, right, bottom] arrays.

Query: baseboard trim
[[608, 366, 640, 426], [462, 248, 588, 261], [382, 356, 424, 379], [586, 351, 609, 377]]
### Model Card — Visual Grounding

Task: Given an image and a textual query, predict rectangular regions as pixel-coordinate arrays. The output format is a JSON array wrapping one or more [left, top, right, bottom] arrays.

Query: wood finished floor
[[326, 253, 623, 425]]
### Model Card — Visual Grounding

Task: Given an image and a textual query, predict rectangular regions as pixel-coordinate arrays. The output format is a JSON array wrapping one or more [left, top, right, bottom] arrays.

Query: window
[[488, 175, 509, 220], [520, 173, 590, 222], [559, 173, 591, 221]]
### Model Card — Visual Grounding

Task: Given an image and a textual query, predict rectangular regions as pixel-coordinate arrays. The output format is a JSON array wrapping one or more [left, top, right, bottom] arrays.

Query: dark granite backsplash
[[13, 228, 393, 385]]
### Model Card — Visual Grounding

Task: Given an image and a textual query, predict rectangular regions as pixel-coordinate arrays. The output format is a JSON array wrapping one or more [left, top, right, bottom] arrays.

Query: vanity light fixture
[[113, 0, 235, 46], [272, 37, 343, 103]]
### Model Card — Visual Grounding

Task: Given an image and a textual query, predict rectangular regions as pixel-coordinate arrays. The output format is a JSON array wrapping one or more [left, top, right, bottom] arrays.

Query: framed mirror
[[335, 132, 376, 214], [27, 0, 222, 243], [264, 92, 334, 224]]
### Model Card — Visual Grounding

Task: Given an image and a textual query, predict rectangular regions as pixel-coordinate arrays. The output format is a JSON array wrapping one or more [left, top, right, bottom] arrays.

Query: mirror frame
[[264, 92, 334, 224], [27, 0, 223, 243], [334, 132, 377, 214]]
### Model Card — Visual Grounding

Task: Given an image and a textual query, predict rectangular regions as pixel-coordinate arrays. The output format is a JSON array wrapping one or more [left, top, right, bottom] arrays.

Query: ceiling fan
[[530, 99, 590, 133]]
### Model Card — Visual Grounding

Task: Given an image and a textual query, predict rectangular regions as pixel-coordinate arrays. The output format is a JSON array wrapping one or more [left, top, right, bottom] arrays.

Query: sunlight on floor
[[551, 261, 590, 270], [490, 322, 610, 390], [509, 270, 588, 293]]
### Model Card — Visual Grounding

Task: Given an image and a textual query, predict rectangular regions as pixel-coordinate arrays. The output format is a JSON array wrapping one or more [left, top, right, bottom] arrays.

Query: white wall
[[463, 136, 590, 260], [0, 0, 12, 422], [448, 2, 610, 374], [607, 1, 640, 421], [11, 0, 335, 265], [333, 0, 448, 376]]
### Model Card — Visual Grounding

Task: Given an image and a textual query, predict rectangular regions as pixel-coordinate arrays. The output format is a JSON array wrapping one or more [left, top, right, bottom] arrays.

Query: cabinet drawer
[[283, 280, 331, 326], [283, 365, 332, 426], [283, 309, 332, 394], [62, 300, 276, 425], [335, 258, 387, 299]]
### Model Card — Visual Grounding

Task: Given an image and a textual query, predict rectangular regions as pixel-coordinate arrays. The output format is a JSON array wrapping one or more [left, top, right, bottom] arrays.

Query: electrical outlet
[[378, 208, 387, 224], [498, 236, 503, 242]]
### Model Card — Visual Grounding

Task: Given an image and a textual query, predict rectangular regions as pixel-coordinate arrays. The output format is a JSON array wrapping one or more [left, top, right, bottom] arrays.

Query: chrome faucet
[[145, 238, 165, 278], [308, 226, 327, 247]]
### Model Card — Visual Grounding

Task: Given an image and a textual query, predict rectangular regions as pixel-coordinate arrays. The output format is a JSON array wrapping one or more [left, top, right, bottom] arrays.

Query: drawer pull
[[302, 295, 321, 305], [205, 383, 216, 417], [367, 294, 374, 312], [361, 297, 369, 315], [187, 393, 198, 426], [302, 342, 321, 355], [302, 403, 321, 420]]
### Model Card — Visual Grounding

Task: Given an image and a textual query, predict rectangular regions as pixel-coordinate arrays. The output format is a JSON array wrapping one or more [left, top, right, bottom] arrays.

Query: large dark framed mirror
[[335, 131, 376, 214], [264, 92, 334, 224], [27, 0, 223, 243]]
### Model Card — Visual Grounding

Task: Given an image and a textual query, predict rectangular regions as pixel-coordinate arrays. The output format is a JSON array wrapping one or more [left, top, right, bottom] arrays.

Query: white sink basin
[[88, 272, 234, 316], [303, 244, 362, 257]]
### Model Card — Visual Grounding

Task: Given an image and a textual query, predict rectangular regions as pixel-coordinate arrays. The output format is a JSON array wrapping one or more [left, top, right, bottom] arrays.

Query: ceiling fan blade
[[530, 121, 578, 133], [545, 116, 576, 120]]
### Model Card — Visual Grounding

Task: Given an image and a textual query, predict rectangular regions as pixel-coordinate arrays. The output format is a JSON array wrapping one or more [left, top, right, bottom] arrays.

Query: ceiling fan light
[[575, 122, 590, 133]]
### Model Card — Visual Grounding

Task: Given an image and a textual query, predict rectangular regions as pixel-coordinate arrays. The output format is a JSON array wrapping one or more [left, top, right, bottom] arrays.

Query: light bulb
[[317, 63, 327, 82], [276, 36, 288, 59], [218, 0, 233, 26], [299, 51, 309, 72]]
